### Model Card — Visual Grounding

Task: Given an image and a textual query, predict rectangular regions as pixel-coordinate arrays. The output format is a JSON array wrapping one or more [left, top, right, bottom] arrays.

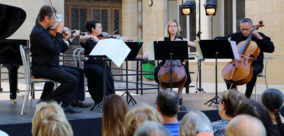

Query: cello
[[157, 59, 187, 88], [222, 20, 264, 85]]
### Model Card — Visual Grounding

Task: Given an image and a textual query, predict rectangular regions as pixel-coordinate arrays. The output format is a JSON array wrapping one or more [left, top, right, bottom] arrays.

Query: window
[[65, 0, 122, 45], [224, 0, 245, 35]]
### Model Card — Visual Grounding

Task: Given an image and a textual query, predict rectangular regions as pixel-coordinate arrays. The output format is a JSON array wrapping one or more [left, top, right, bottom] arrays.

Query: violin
[[49, 29, 85, 38], [97, 32, 123, 40], [48, 29, 68, 38], [222, 20, 264, 85]]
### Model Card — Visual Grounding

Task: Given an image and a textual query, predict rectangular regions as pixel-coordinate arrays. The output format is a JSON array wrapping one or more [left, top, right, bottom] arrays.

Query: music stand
[[89, 39, 130, 111], [154, 41, 188, 90], [199, 40, 234, 106], [121, 42, 143, 105]]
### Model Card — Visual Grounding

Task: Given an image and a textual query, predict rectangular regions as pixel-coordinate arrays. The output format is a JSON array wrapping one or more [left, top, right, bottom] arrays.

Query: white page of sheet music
[[195, 40, 204, 60], [147, 42, 155, 60], [89, 39, 131, 67], [230, 41, 240, 60]]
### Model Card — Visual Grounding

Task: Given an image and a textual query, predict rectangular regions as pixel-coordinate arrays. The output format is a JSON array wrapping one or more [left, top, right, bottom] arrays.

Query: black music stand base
[[120, 60, 137, 106], [204, 95, 221, 107], [121, 91, 137, 105], [204, 52, 220, 107], [90, 100, 104, 112]]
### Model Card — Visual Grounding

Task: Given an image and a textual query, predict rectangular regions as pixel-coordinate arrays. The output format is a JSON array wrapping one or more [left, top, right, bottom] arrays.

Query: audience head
[[219, 89, 243, 119], [0, 130, 8, 136], [125, 103, 163, 136], [235, 99, 274, 136], [32, 101, 73, 136], [134, 121, 171, 136], [262, 88, 283, 113], [179, 111, 213, 136], [156, 90, 179, 117], [261, 88, 284, 135], [226, 114, 266, 136], [102, 94, 128, 136]]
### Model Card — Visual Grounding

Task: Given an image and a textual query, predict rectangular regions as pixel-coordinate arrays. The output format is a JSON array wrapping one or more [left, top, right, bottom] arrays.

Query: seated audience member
[[125, 103, 163, 136], [212, 89, 244, 136], [179, 111, 213, 136], [235, 99, 276, 136], [226, 114, 266, 136], [156, 90, 180, 136], [261, 88, 284, 136], [32, 102, 73, 136], [134, 121, 171, 136], [103, 94, 128, 136]]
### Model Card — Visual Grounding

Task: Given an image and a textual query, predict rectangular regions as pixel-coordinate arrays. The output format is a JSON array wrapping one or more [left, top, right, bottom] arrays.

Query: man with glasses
[[216, 18, 274, 98]]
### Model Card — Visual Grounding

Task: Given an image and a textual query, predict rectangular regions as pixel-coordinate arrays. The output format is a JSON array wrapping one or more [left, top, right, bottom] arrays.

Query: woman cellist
[[145, 20, 195, 110], [216, 18, 274, 98]]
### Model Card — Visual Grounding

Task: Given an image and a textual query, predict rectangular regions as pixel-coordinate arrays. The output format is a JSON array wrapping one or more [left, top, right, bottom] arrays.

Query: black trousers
[[226, 64, 263, 98], [84, 61, 115, 103], [32, 65, 84, 106], [4, 64, 19, 99]]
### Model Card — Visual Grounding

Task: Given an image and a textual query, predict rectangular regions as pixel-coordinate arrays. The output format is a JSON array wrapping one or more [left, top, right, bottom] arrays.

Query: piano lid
[[0, 4, 26, 40]]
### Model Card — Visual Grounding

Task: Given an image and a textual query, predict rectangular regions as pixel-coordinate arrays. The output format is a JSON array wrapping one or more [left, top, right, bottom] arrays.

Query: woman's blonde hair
[[32, 101, 73, 136], [125, 103, 163, 136], [103, 94, 128, 136], [165, 20, 181, 37]]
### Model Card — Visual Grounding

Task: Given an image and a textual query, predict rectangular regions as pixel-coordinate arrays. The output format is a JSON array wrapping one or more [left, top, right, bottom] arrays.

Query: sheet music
[[89, 39, 130, 67], [229, 41, 240, 60], [195, 40, 204, 60], [147, 42, 155, 60]]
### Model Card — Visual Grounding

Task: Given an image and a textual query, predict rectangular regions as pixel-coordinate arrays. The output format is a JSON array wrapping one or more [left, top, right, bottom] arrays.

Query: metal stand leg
[[121, 60, 137, 105], [204, 52, 221, 107]]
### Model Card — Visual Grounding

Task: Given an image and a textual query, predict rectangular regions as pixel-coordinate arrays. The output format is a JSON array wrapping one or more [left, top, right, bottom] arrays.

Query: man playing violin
[[217, 18, 274, 98], [30, 5, 88, 113]]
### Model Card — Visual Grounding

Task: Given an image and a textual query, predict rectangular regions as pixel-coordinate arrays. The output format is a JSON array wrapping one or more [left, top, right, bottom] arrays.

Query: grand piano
[[0, 0, 64, 101], [0, 3, 28, 101]]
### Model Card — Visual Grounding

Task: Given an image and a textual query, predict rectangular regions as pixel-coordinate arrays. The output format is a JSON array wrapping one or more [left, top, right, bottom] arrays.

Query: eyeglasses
[[169, 25, 178, 28], [240, 28, 250, 31]]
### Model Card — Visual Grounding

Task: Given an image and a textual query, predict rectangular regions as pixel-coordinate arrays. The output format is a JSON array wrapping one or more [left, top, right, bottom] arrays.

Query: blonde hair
[[32, 102, 73, 136], [125, 103, 163, 136], [103, 94, 128, 136], [165, 20, 181, 37]]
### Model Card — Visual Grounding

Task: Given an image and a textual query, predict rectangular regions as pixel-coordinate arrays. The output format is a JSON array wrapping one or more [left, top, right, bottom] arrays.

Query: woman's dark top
[[154, 35, 191, 86]]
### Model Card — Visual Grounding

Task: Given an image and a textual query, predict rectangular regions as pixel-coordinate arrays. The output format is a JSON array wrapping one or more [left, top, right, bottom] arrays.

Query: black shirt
[[30, 23, 68, 67]]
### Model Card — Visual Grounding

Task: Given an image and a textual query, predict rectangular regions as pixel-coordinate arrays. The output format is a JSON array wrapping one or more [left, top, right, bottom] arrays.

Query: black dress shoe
[[179, 98, 187, 111], [71, 101, 91, 108], [62, 105, 83, 113]]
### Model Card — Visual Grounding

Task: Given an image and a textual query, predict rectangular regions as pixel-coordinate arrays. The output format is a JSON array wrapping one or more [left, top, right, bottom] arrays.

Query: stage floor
[[0, 90, 262, 125], [0, 88, 264, 136]]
